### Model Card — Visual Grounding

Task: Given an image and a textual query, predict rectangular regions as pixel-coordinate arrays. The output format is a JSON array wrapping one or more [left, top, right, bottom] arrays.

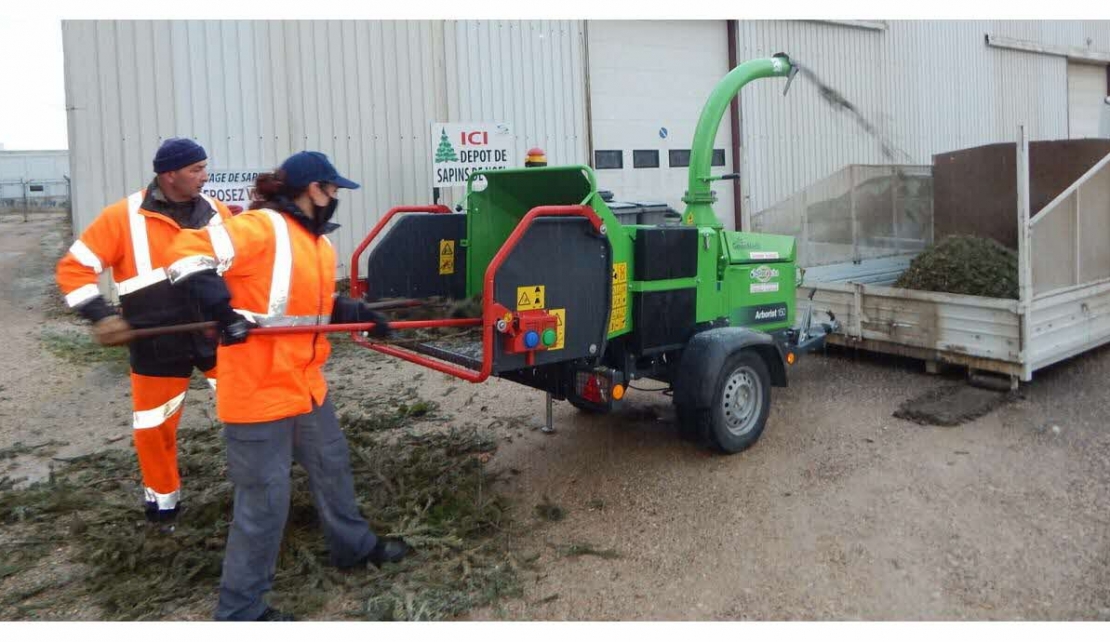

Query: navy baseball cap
[[280, 151, 360, 190]]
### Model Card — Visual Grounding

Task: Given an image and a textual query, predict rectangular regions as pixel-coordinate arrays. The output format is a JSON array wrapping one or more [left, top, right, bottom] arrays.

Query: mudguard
[[672, 327, 787, 410]]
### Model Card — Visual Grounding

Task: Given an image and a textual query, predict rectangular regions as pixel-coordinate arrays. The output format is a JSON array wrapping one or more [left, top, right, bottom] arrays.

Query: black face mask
[[316, 195, 339, 226]]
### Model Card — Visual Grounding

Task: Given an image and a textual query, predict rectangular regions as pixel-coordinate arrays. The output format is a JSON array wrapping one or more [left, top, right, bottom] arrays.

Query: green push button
[[542, 329, 557, 347]]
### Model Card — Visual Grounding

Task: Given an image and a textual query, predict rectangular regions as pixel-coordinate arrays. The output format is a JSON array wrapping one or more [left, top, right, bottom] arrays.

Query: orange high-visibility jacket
[[166, 208, 337, 424], [56, 189, 232, 326]]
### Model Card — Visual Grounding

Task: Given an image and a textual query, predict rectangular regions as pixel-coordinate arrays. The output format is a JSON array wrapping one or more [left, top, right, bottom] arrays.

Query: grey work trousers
[[215, 397, 377, 621]]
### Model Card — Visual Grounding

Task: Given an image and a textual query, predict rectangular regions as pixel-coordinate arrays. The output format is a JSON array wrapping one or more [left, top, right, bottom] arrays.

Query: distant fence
[[0, 178, 71, 220]]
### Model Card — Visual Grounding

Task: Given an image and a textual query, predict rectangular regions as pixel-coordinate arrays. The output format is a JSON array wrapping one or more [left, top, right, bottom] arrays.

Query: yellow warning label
[[612, 284, 627, 309], [516, 285, 545, 311], [608, 262, 629, 333], [608, 313, 626, 333], [438, 240, 455, 275], [551, 308, 565, 350], [612, 262, 628, 284], [685, 212, 694, 225]]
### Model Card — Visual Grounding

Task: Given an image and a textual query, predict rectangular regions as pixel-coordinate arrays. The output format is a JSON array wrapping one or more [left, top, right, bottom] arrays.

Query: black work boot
[[255, 606, 297, 621], [365, 537, 411, 568], [341, 537, 411, 570], [144, 502, 181, 533]]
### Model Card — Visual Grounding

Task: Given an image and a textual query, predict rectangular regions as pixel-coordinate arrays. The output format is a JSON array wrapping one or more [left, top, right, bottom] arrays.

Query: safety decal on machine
[[609, 261, 629, 333], [438, 240, 455, 275], [517, 285, 545, 311], [612, 286, 627, 309], [551, 308, 566, 350]]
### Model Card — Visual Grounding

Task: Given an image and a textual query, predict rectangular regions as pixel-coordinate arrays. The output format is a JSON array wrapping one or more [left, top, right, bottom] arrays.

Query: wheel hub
[[721, 365, 763, 437]]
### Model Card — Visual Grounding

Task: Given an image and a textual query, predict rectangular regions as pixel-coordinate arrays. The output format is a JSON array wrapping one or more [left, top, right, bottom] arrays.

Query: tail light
[[575, 370, 617, 404]]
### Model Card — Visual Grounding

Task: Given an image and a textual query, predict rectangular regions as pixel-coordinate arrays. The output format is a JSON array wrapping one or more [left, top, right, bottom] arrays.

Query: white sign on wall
[[431, 123, 514, 187], [202, 169, 266, 213]]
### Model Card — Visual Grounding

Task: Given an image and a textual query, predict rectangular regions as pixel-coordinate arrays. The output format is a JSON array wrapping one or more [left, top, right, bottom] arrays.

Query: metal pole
[[850, 165, 859, 263], [64, 175, 73, 229], [541, 391, 555, 434], [1074, 184, 1081, 286], [891, 167, 899, 252], [22, 179, 29, 223], [799, 192, 809, 267], [1016, 125, 1033, 382], [727, 19, 744, 230], [117, 305, 469, 342]]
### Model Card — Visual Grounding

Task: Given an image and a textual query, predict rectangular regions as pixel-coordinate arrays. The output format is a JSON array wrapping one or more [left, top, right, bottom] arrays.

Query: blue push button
[[524, 331, 540, 349]]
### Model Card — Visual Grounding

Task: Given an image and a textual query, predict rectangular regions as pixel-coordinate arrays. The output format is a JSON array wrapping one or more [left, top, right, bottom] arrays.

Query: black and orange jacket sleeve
[[55, 201, 128, 323]]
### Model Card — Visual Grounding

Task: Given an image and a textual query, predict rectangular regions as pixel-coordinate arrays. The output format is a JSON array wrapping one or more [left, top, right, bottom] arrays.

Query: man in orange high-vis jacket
[[166, 151, 408, 621], [56, 138, 233, 524]]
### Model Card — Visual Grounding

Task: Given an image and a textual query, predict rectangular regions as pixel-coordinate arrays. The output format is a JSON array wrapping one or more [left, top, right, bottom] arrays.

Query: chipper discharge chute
[[350, 53, 837, 453]]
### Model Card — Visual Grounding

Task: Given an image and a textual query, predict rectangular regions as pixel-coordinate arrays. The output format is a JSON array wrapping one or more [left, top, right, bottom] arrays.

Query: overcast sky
[[0, 19, 67, 150]]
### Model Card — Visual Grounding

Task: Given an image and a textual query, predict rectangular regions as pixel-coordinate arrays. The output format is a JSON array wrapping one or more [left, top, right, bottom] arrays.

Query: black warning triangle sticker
[[518, 291, 531, 306], [441, 242, 453, 255]]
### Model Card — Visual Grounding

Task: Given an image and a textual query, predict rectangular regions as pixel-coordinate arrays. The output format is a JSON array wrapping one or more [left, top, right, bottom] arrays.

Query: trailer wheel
[[677, 350, 772, 453]]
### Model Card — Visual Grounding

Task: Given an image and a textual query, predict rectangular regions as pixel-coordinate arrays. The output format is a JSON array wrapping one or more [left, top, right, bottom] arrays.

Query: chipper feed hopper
[[349, 53, 836, 453]]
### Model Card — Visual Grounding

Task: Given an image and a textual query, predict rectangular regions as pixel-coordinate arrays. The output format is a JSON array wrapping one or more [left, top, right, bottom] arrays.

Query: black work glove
[[360, 307, 392, 339], [332, 296, 392, 339], [216, 308, 255, 346]]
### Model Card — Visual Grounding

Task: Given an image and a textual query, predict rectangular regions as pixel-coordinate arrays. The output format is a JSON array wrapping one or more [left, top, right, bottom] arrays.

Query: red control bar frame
[[348, 204, 604, 383], [249, 318, 480, 336], [349, 205, 452, 300]]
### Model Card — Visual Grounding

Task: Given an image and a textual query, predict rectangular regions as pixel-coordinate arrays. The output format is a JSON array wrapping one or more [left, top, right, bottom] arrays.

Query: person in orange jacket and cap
[[165, 150, 410, 621]]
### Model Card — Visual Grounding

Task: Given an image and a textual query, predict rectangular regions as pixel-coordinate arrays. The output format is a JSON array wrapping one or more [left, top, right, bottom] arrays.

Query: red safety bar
[[349, 205, 452, 299], [350, 204, 603, 383], [250, 318, 480, 336]]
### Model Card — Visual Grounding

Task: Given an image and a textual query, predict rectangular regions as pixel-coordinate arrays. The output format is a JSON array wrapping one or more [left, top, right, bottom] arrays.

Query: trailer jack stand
[[539, 392, 555, 434]]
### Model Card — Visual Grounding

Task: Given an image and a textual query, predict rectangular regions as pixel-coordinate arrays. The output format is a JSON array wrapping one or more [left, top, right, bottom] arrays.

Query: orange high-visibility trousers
[[130, 367, 217, 511]]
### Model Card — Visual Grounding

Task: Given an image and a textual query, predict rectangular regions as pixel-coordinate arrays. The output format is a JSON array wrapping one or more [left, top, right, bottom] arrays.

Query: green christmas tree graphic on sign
[[434, 129, 458, 163]]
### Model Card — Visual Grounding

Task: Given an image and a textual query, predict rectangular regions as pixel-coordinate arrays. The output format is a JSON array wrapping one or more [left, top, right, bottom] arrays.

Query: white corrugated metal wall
[[64, 20, 1109, 256], [737, 20, 1110, 220], [63, 20, 588, 276]]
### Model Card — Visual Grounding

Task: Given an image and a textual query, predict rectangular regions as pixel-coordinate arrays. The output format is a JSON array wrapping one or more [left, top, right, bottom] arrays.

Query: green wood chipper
[[349, 53, 837, 453]]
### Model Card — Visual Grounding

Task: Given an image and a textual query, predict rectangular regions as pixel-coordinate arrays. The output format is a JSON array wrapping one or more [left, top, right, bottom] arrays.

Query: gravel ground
[[2, 213, 1109, 620]]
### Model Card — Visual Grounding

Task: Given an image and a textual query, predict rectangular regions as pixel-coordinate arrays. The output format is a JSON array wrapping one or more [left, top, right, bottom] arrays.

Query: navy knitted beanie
[[153, 138, 207, 173]]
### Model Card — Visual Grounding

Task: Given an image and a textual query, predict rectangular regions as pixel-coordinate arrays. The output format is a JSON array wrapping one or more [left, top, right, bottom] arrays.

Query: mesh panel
[[751, 164, 933, 268]]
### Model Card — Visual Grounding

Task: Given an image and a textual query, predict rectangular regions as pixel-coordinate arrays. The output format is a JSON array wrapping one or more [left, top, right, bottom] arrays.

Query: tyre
[[674, 402, 701, 442], [676, 350, 772, 453]]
